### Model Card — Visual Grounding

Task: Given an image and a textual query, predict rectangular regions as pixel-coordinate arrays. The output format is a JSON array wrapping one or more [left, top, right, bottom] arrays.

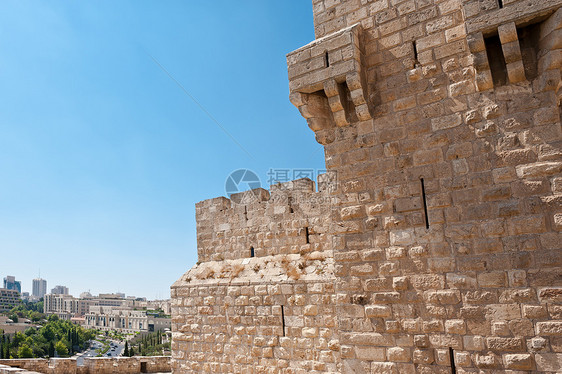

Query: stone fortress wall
[[172, 179, 341, 373], [172, 0, 562, 373], [195, 177, 334, 262], [0, 356, 171, 374]]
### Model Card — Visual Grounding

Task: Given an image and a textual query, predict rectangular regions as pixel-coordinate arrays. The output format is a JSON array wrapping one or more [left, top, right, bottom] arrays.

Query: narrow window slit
[[288, 197, 294, 213], [517, 22, 541, 81], [498, 0, 503, 8], [305, 227, 310, 244], [413, 41, 419, 65], [250, 246, 255, 258], [280, 305, 286, 337], [244, 206, 248, 221], [337, 81, 358, 123], [484, 34, 508, 86], [449, 347, 457, 374], [420, 178, 430, 229], [325, 51, 330, 67]]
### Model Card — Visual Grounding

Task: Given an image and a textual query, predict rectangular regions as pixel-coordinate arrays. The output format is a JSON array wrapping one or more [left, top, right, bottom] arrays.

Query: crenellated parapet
[[195, 176, 336, 263], [287, 24, 371, 145]]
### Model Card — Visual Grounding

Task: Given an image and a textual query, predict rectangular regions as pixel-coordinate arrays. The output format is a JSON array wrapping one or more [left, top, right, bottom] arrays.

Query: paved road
[[76, 340, 125, 366], [106, 340, 124, 358], [76, 340, 101, 366]]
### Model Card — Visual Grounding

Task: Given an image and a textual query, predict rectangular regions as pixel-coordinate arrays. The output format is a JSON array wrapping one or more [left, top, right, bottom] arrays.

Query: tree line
[[0, 315, 96, 359], [125, 331, 170, 357]]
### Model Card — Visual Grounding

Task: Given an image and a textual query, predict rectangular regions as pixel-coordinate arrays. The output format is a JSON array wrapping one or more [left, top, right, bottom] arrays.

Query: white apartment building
[[84, 306, 170, 333], [44, 293, 142, 319], [137, 299, 172, 315], [44, 294, 92, 320]]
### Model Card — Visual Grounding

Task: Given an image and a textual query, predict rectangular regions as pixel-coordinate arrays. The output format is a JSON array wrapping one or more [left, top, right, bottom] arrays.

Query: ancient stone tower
[[171, 0, 562, 372]]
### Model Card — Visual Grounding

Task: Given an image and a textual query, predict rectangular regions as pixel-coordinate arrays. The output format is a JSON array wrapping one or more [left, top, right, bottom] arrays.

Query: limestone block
[[502, 353, 534, 370], [386, 347, 410, 362], [516, 161, 562, 178], [535, 353, 562, 372], [540, 7, 562, 39], [464, 335, 486, 350], [498, 22, 518, 44], [445, 319, 466, 334], [536, 321, 562, 335], [370, 362, 398, 374], [355, 346, 385, 361], [487, 337, 525, 351], [474, 351, 501, 368]]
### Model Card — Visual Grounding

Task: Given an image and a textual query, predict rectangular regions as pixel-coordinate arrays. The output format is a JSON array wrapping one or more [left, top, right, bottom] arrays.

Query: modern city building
[[44, 294, 93, 320], [95, 293, 135, 307], [145, 299, 172, 315], [51, 285, 69, 295], [0, 288, 20, 312], [44, 292, 150, 320], [3, 276, 21, 293], [84, 306, 171, 333], [32, 278, 47, 299]]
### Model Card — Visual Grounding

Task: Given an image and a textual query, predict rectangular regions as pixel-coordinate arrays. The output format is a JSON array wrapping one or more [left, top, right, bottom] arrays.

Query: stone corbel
[[498, 22, 526, 83], [287, 23, 372, 144], [346, 72, 371, 121], [323, 79, 349, 127], [467, 32, 494, 91], [290, 91, 336, 145]]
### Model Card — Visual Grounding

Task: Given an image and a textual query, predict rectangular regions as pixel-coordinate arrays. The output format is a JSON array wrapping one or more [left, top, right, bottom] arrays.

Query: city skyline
[[0, 1, 320, 299], [0, 273, 167, 300]]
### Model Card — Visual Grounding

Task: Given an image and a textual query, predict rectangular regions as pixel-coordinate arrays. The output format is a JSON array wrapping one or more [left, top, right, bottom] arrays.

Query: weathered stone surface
[[0, 357, 171, 374], [171, 0, 562, 373], [535, 353, 562, 372], [502, 353, 534, 370]]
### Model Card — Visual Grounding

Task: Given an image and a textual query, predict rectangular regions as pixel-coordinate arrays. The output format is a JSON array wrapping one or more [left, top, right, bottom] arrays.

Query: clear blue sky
[[0, 1, 325, 299]]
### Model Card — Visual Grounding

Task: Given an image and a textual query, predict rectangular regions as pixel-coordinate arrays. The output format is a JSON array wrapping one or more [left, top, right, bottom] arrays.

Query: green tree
[[4, 336, 10, 359], [17, 344, 33, 358], [12, 332, 25, 347], [47, 314, 59, 322], [55, 340, 68, 357], [129, 346, 135, 357], [31, 344, 45, 358], [48, 341, 55, 357], [41, 325, 55, 341]]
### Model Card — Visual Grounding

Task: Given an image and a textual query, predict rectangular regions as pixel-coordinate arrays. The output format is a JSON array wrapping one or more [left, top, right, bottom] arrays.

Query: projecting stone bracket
[[469, 7, 562, 91], [467, 26, 526, 91], [467, 32, 494, 91], [287, 23, 371, 145], [290, 90, 336, 145], [498, 22, 526, 84]]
